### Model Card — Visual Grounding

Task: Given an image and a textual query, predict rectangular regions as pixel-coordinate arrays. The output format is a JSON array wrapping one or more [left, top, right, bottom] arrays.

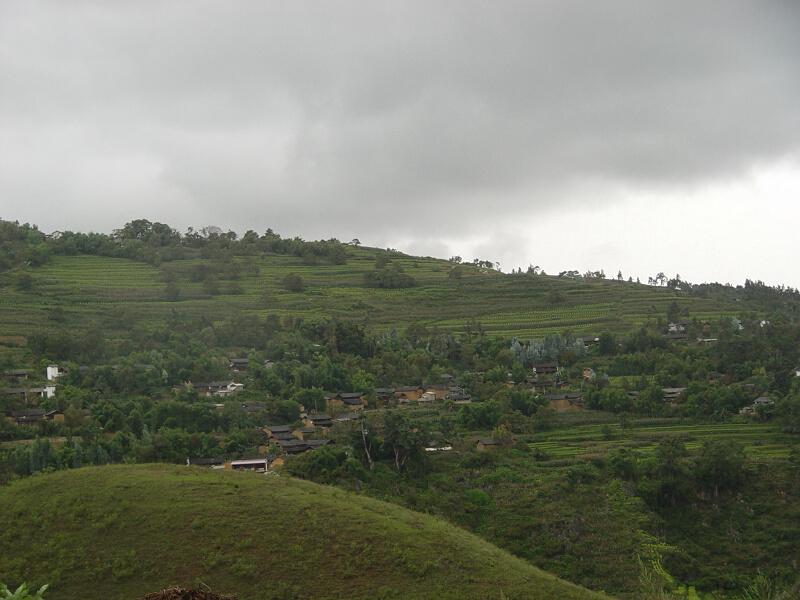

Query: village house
[[271, 431, 296, 443], [2, 385, 56, 402], [335, 412, 361, 423], [374, 388, 394, 405], [3, 388, 28, 401], [528, 363, 563, 391], [186, 457, 224, 468], [418, 391, 436, 403], [304, 414, 333, 428], [264, 436, 333, 456], [45, 410, 65, 423], [32, 385, 57, 400], [278, 439, 310, 454], [532, 362, 559, 376], [229, 457, 271, 472], [446, 386, 471, 403], [582, 337, 599, 349], [424, 384, 449, 400], [394, 386, 424, 402], [324, 393, 343, 412], [325, 392, 366, 412], [229, 358, 249, 372], [662, 387, 687, 404], [193, 381, 244, 397], [7, 409, 47, 425], [293, 426, 316, 440], [668, 322, 688, 333], [545, 392, 584, 412], [265, 424, 291, 437], [239, 402, 268, 416], [46, 365, 67, 381], [740, 396, 774, 416], [340, 393, 366, 409], [6, 408, 81, 426], [4, 369, 30, 383], [476, 438, 500, 452], [305, 439, 331, 449]]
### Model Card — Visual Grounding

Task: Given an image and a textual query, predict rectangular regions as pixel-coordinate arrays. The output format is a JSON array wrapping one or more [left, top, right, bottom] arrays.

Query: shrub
[[282, 273, 305, 292], [1, 583, 49, 600]]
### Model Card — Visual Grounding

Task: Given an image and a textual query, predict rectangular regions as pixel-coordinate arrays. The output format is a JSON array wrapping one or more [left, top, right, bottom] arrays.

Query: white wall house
[[46, 365, 66, 381], [29, 385, 57, 399]]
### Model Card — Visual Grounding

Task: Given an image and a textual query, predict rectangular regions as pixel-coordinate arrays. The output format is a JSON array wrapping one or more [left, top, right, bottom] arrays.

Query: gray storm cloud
[[1, 1, 799, 255]]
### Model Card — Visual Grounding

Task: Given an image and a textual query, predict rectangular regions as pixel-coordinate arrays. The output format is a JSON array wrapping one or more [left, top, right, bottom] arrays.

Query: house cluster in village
[[6, 345, 782, 474], [3, 365, 65, 425]]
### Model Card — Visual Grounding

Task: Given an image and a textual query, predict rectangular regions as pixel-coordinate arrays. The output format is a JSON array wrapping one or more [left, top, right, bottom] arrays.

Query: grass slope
[[0, 464, 610, 600]]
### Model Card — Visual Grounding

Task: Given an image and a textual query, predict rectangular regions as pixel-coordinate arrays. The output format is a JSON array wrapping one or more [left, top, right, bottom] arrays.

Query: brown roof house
[[424, 384, 449, 401], [229, 358, 249, 372], [325, 392, 366, 412], [304, 414, 333, 428], [476, 438, 500, 452], [394, 386, 424, 403]]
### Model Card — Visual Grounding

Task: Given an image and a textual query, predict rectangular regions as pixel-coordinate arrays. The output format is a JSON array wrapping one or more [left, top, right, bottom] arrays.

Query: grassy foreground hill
[[0, 464, 609, 600]]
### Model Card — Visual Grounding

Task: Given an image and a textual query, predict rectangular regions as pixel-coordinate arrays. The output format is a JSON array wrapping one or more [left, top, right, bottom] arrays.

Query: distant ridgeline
[[0, 218, 351, 269], [2, 218, 799, 302]]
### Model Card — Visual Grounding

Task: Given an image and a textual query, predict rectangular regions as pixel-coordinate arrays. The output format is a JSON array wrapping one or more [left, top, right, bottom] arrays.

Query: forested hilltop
[[2, 218, 800, 599]]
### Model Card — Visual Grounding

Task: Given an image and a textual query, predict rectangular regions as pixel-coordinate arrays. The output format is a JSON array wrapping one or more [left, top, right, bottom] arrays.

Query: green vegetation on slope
[[298, 411, 799, 597], [4, 219, 800, 598], [0, 464, 608, 600], [0, 252, 739, 367], [0, 219, 748, 366]]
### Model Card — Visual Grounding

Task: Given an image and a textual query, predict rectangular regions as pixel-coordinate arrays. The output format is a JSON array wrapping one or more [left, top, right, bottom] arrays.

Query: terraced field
[[528, 419, 793, 462], [0, 248, 740, 351]]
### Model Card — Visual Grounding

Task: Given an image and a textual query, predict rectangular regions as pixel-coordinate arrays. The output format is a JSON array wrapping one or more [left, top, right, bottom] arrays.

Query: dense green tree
[[459, 402, 502, 429], [776, 393, 800, 433], [382, 411, 427, 472], [598, 333, 617, 356], [645, 437, 692, 507], [508, 390, 545, 417], [14, 273, 34, 291], [694, 439, 746, 497], [282, 273, 305, 292]]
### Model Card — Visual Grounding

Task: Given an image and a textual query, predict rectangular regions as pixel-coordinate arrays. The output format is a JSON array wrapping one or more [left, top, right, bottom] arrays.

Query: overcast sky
[[1, 1, 799, 286]]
